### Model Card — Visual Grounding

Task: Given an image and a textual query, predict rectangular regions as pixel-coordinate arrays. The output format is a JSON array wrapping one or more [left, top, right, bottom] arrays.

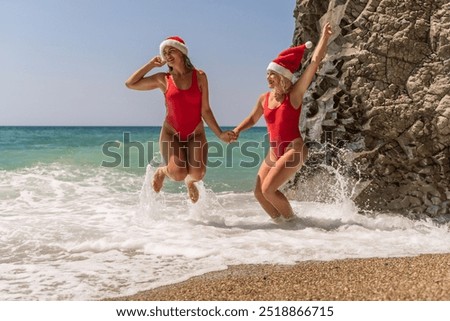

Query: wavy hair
[[272, 72, 293, 95], [168, 55, 195, 72]]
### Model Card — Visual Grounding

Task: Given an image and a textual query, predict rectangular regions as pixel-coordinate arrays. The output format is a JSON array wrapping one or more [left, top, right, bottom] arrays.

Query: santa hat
[[267, 41, 313, 82], [159, 36, 188, 61]]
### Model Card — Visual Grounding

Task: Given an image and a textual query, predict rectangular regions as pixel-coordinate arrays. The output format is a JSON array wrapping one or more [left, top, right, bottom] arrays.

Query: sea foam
[[0, 162, 449, 300]]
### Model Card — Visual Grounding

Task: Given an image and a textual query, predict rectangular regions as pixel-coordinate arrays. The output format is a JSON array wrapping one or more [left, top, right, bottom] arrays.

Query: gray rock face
[[291, 0, 450, 216]]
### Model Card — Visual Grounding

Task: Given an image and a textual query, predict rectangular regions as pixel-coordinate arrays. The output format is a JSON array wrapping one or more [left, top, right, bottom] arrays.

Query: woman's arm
[[197, 70, 235, 143], [290, 22, 332, 107], [232, 94, 265, 139], [125, 56, 166, 91]]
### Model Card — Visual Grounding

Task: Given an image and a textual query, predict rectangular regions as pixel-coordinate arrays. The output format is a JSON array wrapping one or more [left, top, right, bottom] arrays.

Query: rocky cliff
[[290, 0, 450, 217]]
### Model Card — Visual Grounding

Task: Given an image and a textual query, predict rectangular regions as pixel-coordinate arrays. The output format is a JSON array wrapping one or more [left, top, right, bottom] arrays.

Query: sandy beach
[[108, 253, 450, 301]]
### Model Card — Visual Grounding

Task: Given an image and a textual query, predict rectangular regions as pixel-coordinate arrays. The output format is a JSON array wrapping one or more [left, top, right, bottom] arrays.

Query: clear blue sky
[[1, 0, 297, 126]]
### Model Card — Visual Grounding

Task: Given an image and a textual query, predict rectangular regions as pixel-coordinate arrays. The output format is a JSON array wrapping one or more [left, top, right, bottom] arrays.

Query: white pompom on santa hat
[[267, 41, 313, 82], [159, 36, 188, 61]]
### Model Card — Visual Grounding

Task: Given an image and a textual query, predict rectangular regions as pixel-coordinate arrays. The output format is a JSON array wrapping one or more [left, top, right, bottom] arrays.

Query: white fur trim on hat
[[305, 41, 313, 49], [159, 39, 188, 61], [267, 62, 294, 82]]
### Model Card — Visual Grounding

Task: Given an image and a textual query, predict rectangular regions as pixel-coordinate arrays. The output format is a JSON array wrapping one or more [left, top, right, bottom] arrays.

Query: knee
[[189, 167, 206, 181], [256, 182, 275, 201], [167, 166, 188, 181], [261, 184, 275, 199], [254, 187, 264, 201]]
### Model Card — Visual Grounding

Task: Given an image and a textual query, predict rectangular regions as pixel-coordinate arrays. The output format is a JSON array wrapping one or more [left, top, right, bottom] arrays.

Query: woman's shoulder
[[153, 72, 169, 79], [257, 92, 269, 106], [195, 69, 207, 78], [144, 72, 168, 86], [259, 92, 269, 100], [194, 69, 208, 87], [260, 91, 271, 101]]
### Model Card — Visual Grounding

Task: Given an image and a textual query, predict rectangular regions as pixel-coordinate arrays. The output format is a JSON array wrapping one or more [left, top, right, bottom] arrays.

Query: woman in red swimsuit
[[126, 36, 235, 203], [233, 23, 332, 222]]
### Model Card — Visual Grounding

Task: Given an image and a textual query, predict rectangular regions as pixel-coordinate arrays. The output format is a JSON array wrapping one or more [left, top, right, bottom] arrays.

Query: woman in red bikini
[[233, 23, 332, 222], [126, 36, 235, 203]]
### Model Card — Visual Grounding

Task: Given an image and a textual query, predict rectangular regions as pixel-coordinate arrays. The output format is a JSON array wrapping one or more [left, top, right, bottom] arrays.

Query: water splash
[[187, 181, 226, 225], [137, 165, 226, 225]]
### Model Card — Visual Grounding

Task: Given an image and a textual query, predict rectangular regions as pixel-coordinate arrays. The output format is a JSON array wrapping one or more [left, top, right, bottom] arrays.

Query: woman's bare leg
[[261, 148, 305, 219], [152, 128, 188, 192], [184, 131, 208, 203], [254, 153, 282, 219]]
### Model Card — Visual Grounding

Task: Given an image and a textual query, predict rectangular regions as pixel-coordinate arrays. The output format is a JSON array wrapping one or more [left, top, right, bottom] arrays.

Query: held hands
[[232, 128, 240, 141], [219, 130, 238, 144]]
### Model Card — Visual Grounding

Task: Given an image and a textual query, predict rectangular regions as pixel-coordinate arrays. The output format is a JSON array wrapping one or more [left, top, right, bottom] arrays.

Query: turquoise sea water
[[1, 126, 450, 300], [0, 126, 268, 192]]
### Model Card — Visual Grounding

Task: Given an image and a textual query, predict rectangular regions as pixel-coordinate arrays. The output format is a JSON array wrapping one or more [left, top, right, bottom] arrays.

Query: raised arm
[[290, 22, 332, 106], [232, 93, 265, 139], [125, 56, 167, 92], [197, 70, 235, 143]]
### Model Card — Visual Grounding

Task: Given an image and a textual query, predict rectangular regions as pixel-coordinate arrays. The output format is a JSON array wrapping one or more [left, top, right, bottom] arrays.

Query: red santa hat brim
[[159, 38, 188, 61], [267, 62, 294, 81]]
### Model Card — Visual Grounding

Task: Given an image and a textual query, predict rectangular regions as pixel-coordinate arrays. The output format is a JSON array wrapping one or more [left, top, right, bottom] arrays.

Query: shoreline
[[107, 253, 450, 301]]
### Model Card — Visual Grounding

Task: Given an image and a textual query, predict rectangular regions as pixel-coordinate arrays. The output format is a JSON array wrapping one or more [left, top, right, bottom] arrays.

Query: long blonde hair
[[273, 72, 293, 95]]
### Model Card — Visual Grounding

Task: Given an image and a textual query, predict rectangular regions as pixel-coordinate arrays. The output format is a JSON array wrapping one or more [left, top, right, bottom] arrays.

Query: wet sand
[[107, 253, 450, 301]]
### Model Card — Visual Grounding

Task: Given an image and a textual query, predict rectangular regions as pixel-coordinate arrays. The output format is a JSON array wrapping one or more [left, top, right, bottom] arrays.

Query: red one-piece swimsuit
[[263, 92, 302, 159], [164, 70, 202, 140]]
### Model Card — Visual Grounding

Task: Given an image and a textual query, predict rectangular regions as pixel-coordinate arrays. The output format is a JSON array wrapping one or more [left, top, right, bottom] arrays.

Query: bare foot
[[186, 181, 199, 203], [152, 168, 165, 193], [283, 214, 299, 223], [271, 216, 283, 224]]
